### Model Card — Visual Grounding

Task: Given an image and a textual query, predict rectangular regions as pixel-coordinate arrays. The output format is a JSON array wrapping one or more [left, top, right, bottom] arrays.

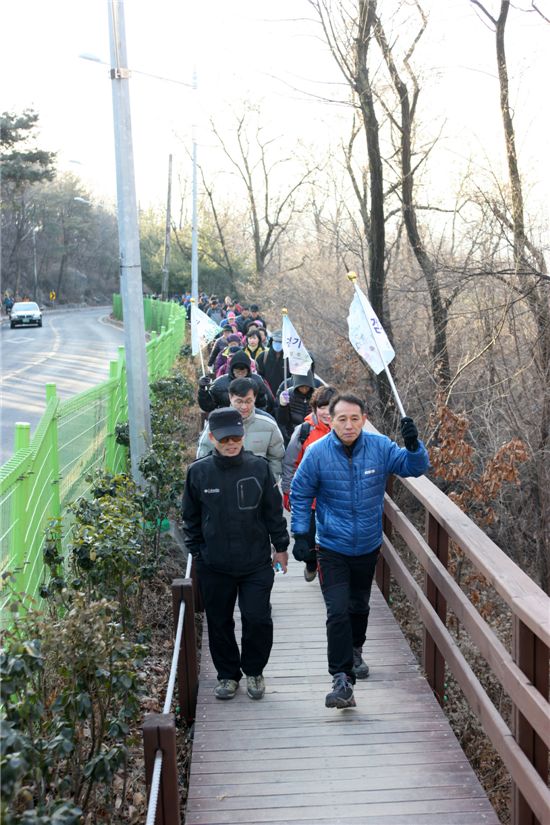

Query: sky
[[1, 0, 549, 223]]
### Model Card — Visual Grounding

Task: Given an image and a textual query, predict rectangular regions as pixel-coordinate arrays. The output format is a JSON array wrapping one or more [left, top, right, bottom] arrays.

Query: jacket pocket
[[237, 476, 263, 510]]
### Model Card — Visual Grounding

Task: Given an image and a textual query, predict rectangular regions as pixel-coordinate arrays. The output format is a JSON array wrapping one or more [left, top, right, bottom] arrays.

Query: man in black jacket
[[182, 407, 290, 701]]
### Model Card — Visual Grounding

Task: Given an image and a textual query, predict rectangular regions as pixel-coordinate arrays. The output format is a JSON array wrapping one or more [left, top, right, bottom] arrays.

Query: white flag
[[347, 289, 395, 375], [191, 302, 221, 356], [282, 314, 313, 376]]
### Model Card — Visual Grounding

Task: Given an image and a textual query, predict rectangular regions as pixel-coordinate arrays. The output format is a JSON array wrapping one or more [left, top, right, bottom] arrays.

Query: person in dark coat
[[182, 407, 290, 700], [256, 330, 288, 395], [242, 303, 267, 334], [207, 323, 232, 369], [198, 350, 275, 414], [275, 370, 316, 445]]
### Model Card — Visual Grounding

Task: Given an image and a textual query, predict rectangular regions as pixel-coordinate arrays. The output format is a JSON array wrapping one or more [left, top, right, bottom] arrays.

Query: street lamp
[[32, 227, 40, 301]]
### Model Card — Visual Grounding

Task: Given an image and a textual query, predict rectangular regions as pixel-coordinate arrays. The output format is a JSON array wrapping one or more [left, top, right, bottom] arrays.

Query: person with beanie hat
[[214, 333, 243, 376], [198, 349, 275, 413], [276, 370, 317, 445], [207, 324, 233, 369], [182, 406, 289, 701]]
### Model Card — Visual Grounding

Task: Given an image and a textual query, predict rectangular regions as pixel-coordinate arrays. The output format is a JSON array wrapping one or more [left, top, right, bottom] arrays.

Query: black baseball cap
[[208, 407, 245, 440]]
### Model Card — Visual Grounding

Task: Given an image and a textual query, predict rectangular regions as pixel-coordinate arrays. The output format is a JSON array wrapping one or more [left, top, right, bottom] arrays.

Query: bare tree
[[470, 0, 550, 593], [372, 3, 452, 388], [210, 107, 316, 279]]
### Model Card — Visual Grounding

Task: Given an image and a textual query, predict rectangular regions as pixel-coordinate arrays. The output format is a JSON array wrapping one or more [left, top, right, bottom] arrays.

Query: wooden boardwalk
[[186, 558, 499, 825]]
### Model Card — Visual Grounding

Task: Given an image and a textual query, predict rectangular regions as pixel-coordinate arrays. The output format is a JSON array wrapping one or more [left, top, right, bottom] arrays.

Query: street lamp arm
[[79, 52, 193, 87]]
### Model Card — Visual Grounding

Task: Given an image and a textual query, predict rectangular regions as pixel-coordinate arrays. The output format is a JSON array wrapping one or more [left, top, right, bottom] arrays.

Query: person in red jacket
[[281, 385, 338, 581]]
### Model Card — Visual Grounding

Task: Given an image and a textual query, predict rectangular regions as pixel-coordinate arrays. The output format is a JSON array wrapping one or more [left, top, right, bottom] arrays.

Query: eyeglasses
[[218, 435, 243, 444], [232, 398, 254, 407]]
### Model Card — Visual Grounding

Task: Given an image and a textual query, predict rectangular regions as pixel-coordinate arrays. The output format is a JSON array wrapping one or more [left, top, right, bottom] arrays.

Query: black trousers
[[317, 546, 380, 682], [305, 509, 318, 572], [197, 561, 275, 682]]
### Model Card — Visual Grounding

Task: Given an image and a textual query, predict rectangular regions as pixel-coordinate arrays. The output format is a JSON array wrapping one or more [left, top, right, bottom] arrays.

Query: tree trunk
[[373, 10, 451, 389], [353, 0, 393, 417], [492, 0, 550, 592]]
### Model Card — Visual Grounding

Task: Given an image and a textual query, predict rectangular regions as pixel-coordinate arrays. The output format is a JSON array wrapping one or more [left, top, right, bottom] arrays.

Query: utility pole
[[161, 153, 173, 300], [107, 0, 151, 485], [191, 69, 199, 303]]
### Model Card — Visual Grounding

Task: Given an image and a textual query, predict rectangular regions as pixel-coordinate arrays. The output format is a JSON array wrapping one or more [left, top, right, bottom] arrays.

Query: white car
[[10, 301, 43, 328]]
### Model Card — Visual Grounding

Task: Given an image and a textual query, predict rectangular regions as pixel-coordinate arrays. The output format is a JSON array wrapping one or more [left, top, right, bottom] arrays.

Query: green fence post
[[12, 423, 31, 569], [105, 360, 120, 472], [160, 325, 168, 376], [45, 384, 61, 520], [149, 331, 158, 380], [117, 345, 128, 418]]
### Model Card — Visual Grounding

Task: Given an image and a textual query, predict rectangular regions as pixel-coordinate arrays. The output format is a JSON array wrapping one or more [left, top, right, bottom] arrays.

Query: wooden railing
[[378, 469, 550, 825], [142, 555, 203, 825]]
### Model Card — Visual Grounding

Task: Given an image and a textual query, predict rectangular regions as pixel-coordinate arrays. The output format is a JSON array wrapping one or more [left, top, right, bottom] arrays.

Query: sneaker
[[352, 647, 370, 679], [214, 679, 239, 700], [304, 566, 317, 582], [325, 672, 356, 709], [246, 675, 265, 700]]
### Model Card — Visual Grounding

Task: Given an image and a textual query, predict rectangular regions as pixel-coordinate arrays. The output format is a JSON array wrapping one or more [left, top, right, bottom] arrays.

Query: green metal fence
[[0, 298, 187, 609]]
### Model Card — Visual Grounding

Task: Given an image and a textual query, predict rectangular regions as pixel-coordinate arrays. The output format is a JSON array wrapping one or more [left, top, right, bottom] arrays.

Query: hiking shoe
[[325, 672, 356, 709], [304, 566, 317, 582], [352, 647, 370, 679], [246, 675, 265, 700], [214, 679, 239, 700]]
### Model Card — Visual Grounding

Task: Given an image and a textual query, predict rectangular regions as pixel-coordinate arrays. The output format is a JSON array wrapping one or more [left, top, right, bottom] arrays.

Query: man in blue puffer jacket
[[290, 392, 429, 709]]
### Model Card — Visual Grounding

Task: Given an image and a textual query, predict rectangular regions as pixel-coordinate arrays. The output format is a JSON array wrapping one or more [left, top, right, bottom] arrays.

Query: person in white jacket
[[197, 377, 285, 480]]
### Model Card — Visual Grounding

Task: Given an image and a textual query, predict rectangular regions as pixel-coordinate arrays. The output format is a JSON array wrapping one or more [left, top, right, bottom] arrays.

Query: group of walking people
[[182, 297, 429, 709]]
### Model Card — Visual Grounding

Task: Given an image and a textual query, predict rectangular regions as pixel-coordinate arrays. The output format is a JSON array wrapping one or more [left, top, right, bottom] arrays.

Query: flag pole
[[198, 343, 206, 378], [282, 306, 288, 390], [190, 298, 206, 377], [347, 272, 407, 417]]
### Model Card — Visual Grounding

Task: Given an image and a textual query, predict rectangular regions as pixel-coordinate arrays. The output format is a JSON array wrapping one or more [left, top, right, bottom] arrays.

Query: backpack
[[298, 422, 311, 444]]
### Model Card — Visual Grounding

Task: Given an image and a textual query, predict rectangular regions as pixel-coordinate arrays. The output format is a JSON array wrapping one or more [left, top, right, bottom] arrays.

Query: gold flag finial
[[347, 271, 358, 283]]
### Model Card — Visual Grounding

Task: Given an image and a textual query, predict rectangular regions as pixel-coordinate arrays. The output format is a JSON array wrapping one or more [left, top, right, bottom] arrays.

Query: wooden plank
[[185, 815, 499, 825], [195, 729, 454, 750], [189, 779, 484, 805], [193, 712, 451, 734], [192, 748, 469, 771], [185, 797, 497, 824]]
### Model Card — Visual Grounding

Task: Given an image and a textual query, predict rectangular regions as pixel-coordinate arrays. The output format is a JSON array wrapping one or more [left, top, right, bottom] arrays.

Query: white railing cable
[[145, 750, 163, 825], [163, 598, 185, 715]]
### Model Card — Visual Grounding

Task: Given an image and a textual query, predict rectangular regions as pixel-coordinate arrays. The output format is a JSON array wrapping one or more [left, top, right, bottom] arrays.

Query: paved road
[[1, 307, 124, 464]]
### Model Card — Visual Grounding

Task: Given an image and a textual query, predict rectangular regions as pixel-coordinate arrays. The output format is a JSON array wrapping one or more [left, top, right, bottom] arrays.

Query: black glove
[[400, 416, 419, 452], [198, 376, 211, 388], [292, 534, 313, 562]]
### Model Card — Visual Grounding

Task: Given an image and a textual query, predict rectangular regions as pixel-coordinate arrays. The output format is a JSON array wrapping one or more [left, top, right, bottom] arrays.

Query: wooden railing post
[[190, 556, 204, 613], [171, 578, 199, 724], [423, 512, 449, 705], [511, 617, 549, 825], [377, 476, 393, 601], [142, 713, 180, 825]]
